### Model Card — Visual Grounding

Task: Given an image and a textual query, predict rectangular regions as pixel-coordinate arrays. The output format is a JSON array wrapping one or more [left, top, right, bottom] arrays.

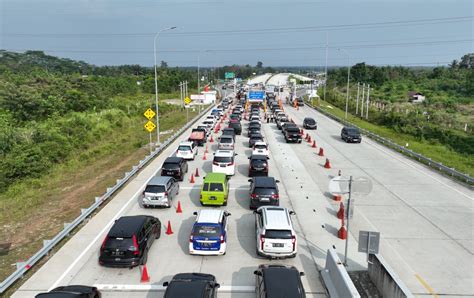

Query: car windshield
[[287, 128, 300, 133], [104, 237, 133, 249], [254, 187, 277, 195], [305, 119, 315, 124], [144, 185, 166, 193], [162, 162, 179, 169], [254, 144, 267, 150], [214, 156, 232, 163], [192, 225, 221, 237], [208, 183, 224, 191], [178, 145, 191, 151], [220, 138, 232, 144], [252, 156, 267, 161], [265, 229, 292, 239]]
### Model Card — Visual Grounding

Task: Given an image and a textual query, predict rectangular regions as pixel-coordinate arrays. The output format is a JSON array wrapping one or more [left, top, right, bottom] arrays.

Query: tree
[[256, 61, 263, 68], [449, 60, 459, 69], [160, 61, 168, 68], [459, 53, 473, 69]]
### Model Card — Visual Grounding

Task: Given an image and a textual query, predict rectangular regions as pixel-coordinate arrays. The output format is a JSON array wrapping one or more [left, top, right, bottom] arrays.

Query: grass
[[308, 98, 474, 178], [0, 94, 199, 293]]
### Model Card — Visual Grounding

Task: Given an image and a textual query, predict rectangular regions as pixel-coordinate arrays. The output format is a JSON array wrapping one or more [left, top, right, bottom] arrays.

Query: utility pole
[[344, 176, 353, 266], [366, 84, 370, 119], [355, 82, 360, 115], [361, 83, 365, 118], [323, 32, 329, 102]]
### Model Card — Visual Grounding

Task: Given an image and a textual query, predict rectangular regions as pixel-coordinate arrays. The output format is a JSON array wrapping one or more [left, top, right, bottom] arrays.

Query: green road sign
[[225, 72, 235, 79]]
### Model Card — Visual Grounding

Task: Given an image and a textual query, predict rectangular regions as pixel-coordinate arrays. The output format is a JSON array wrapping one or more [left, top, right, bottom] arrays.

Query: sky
[[0, 0, 472, 67]]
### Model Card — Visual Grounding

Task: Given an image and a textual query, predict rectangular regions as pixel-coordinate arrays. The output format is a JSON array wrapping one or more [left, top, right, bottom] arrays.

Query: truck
[[188, 128, 207, 146]]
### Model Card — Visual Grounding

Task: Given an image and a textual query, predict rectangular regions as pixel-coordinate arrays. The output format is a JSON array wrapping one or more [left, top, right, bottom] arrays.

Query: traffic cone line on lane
[[318, 147, 324, 156], [195, 168, 200, 177], [176, 201, 183, 213], [190, 174, 195, 183], [337, 202, 345, 219], [324, 158, 331, 169], [141, 265, 150, 283], [338, 218, 347, 240], [312, 140, 317, 148], [165, 220, 173, 235]]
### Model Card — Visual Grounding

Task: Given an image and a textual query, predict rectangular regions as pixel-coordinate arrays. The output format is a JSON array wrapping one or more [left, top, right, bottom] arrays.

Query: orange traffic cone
[[300, 129, 304, 136], [337, 202, 345, 219], [203, 153, 207, 160], [166, 220, 173, 235], [307, 136, 312, 143], [190, 174, 195, 183], [324, 158, 331, 169], [176, 201, 182, 213], [210, 135, 214, 143], [195, 168, 200, 177], [141, 264, 150, 283], [312, 140, 317, 148], [338, 218, 347, 240], [305, 133, 309, 141], [333, 194, 342, 201], [318, 147, 324, 156]]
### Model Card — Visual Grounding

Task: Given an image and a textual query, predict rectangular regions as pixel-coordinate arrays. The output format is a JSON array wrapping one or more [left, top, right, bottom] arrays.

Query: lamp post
[[338, 48, 351, 119], [154, 26, 176, 145]]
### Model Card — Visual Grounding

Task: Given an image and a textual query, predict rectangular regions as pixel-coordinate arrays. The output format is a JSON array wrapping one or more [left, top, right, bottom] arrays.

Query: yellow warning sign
[[184, 97, 192, 105], [144, 108, 156, 120], [144, 121, 156, 132]]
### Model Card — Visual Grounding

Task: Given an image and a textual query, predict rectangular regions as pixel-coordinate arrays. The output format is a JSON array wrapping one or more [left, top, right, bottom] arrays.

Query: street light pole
[[344, 176, 353, 266], [154, 26, 176, 145], [338, 48, 351, 119]]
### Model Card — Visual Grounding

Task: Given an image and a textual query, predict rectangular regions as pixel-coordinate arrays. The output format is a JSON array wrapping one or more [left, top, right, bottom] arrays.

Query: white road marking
[[94, 284, 255, 293]]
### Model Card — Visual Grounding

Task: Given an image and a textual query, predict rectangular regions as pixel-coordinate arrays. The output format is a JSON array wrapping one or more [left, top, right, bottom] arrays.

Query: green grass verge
[[308, 98, 474, 178]]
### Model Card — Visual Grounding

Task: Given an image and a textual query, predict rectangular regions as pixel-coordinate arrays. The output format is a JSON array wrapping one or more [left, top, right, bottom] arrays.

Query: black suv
[[249, 133, 264, 148], [249, 176, 280, 209], [303, 117, 317, 129], [281, 122, 298, 135], [248, 155, 269, 177], [228, 121, 242, 135], [254, 264, 306, 298], [163, 273, 220, 298], [99, 215, 161, 268], [341, 126, 362, 143], [36, 286, 101, 298], [161, 157, 188, 181], [221, 128, 236, 141], [284, 126, 302, 143]]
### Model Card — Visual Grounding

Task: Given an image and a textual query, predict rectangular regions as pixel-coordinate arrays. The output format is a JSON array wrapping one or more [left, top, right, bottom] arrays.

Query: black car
[[229, 114, 241, 121], [296, 98, 304, 106], [228, 121, 242, 135], [248, 122, 262, 133], [163, 273, 220, 298], [248, 127, 261, 137], [303, 117, 317, 129], [341, 126, 362, 143], [221, 128, 236, 141], [99, 215, 161, 268], [281, 122, 298, 135], [284, 127, 302, 143], [249, 176, 280, 209], [36, 286, 101, 298], [249, 133, 264, 148], [276, 118, 290, 130], [254, 264, 306, 298], [161, 157, 188, 181], [248, 155, 269, 177]]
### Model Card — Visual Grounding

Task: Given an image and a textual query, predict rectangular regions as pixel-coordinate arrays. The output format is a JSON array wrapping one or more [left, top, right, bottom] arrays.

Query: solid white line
[[94, 284, 255, 293]]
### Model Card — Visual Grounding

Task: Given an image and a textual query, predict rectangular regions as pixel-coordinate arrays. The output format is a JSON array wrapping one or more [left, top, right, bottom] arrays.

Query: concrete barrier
[[320, 248, 360, 298], [368, 254, 413, 298]]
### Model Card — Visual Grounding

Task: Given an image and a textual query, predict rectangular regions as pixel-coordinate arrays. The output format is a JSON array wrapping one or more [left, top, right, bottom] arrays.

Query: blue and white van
[[189, 209, 231, 256]]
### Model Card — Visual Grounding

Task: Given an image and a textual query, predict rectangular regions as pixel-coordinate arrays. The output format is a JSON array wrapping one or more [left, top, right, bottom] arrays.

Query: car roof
[[164, 157, 182, 163], [253, 176, 276, 187], [254, 141, 267, 146], [304, 117, 315, 121], [251, 154, 268, 160], [203, 172, 227, 182], [165, 281, 208, 297], [214, 150, 234, 157], [148, 176, 173, 186], [108, 215, 147, 237], [262, 266, 303, 297], [260, 207, 291, 230], [196, 209, 223, 224], [219, 135, 234, 140]]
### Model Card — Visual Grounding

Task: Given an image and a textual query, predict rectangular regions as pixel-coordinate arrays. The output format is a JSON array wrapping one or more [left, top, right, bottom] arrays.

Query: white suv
[[254, 206, 297, 258], [212, 150, 236, 176], [176, 141, 198, 160], [252, 141, 269, 157]]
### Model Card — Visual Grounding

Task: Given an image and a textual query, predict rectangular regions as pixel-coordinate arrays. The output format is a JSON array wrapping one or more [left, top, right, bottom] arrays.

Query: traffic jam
[[38, 87, 319, 297]]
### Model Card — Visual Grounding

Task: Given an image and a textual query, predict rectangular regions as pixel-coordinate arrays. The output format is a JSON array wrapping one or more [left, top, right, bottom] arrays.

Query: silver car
[[141, 176, 179, 208], [218, 135, 235, 150]]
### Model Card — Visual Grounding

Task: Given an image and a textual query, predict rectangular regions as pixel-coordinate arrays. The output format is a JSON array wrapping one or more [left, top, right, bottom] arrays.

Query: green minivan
[[200, 173, 229, 206]]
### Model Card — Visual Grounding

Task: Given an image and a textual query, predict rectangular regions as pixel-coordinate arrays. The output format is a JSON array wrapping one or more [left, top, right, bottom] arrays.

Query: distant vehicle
[[189, 209, 231, 256], [252, 141, 269, 157], [197, 125, 211, 137], [249, 176, 280, 209], [303, 117, 317, 130], [161, 157, 188, 181], [281, 122, 298, 135], [141, 176, 179, 208], [248, 154, 269, 177], [228, 121, 242, 135], [254, 206, 297, 259], [163, 273, 220, 298], [249, 133, 264, 148], [221, 128, 236, 141], [218, 135, 235, 150], [203, 118, 215, 129], [284, 127, 302, 143], [276, 117, 290, 130], [189, 128, 207, 146], [200, 173, 229, 206], [212, 150, 236, 176], [35, 285, 101, 298], [341, 126, 362, 143], [229, 114, 241, 121], [99, 215, 160, 267], [254, 264, 306, 298], [296, 98, 304, 106], [176, 141, 198, 160]]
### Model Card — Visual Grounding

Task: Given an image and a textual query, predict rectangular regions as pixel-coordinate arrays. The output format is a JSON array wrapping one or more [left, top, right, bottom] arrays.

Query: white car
[[218, 135, 235, 150], [254, 206, 297, 258], [176, 141, 198, 160], [189, 209, 231, 256], [252, 141, 269, 157], [212, 150, 236, 176], [250, 115, 260, 122]]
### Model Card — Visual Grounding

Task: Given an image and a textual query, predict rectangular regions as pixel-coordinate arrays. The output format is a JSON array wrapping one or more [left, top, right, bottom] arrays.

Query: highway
[[13, 91, 474, 297]]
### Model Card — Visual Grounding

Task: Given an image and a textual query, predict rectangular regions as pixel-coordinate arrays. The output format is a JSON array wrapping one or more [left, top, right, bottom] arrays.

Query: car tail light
[[260, 234, 265, 250], [164, 191, 168, 198], [291, 235, 296, 250], [271, 194, 279, 199], [131, 234, 140, 255], [213, 161, 219, 166], [229, 162, 234, 166], [189, 235, 194, 243], [250, 193, 257, 198], [100, 236, 108, 251], [220, 235, 225, 243]]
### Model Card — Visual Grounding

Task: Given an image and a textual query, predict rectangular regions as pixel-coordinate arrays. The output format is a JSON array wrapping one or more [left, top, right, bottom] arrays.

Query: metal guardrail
[[0, 105, 214, 294], [305, 100, 474, 186]]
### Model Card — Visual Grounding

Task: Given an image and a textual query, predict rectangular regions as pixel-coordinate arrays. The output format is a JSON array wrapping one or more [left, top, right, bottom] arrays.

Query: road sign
[[358, 231, 380, 254], [144, 108, 156, 120], [184, 97, 192, 105], [144, 121, 156, 132], [248, 91, 265, 102], [225, 72, 235, 79]]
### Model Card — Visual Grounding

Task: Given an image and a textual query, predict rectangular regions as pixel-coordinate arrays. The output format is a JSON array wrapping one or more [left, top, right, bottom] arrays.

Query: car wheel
[[140, 249, 148, 265], [156, 226, 161, 239], [223, 200, 227, 206]]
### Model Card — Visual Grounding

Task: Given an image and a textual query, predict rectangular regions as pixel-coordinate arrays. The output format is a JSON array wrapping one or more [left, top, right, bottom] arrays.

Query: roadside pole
[[366, 84, 370, 119], [344, 176, 353, 266], [356, 82, 360, 115], [361, 83, 365, 118]]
